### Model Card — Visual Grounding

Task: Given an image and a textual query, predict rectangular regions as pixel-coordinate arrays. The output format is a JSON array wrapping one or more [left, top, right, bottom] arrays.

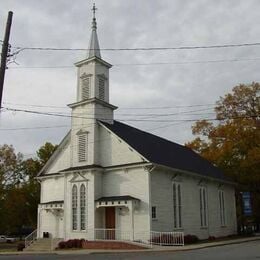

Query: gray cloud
[[1, 0, 260, 155]]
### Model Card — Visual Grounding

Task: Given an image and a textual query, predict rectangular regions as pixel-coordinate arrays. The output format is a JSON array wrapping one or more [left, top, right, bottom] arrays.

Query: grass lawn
[[0, 242, 20, 252]]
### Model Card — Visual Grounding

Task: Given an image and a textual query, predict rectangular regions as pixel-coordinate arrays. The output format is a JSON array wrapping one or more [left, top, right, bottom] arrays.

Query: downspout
[[148, 165, 156, 234]]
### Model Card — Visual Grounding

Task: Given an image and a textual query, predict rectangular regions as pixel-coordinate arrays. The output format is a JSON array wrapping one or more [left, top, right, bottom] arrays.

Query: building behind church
[[36, 8, 237, 244]]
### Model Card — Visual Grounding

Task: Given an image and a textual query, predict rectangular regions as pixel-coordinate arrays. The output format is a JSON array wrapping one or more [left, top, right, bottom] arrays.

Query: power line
[[4, 106, 214, 117], [3, 106, 258, 123], [3, 101, 216, 110], [6, 57, 260, 69], [11, 42, 260, 52]]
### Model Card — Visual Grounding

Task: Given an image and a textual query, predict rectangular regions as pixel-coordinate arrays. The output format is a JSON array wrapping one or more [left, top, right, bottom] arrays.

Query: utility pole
[[0, 11, 13, 109]]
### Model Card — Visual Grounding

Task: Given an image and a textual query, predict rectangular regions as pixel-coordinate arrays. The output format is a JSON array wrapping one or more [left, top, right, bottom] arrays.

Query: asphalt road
[[0, 240, 259, 260]]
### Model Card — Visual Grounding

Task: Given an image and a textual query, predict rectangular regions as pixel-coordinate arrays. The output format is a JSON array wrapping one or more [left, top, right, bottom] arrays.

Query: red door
[[105, 207, 115, 239]]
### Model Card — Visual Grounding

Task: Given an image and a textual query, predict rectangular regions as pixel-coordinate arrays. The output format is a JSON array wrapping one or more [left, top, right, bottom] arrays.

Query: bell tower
[[68, 4, 117, 167]]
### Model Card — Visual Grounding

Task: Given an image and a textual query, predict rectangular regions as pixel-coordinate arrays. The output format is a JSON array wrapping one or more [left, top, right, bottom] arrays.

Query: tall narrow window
[[219, 190, 225, 226], [173, 183, 182, 228], [80, 184, 86, 230], [151, 206, 157, 219], [78, 134, 87, 162], [199, 187, 208, 227], [72, 185, 78, 230], [99, 77, 105, 100], [82, 77, 90, 100]]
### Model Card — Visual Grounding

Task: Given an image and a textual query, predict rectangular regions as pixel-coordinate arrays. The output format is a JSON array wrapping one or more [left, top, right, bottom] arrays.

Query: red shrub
[[184, 234, 199, 244]]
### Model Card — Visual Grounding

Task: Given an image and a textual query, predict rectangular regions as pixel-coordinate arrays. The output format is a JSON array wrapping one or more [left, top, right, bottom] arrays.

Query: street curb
[[0, 236, 259, 255], [86, 236, 260, 255]]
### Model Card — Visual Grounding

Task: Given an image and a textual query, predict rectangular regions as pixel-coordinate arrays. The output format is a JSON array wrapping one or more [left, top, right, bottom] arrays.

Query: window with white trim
[[72, 185, 78, 230], [80, 184, 86, 230], [219, 190, 225, 226], [99, 77, 105, 100], [78, 134, 88, 162], [82, 77, 90, 100], [173, 182, 182, 228], [199, 187, 208, 227], [151, 206, 157, 219]]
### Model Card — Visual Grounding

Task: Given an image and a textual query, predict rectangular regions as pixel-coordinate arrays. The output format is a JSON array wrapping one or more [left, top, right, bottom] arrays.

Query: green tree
[[186, 82, 260, 227], [37, 142, 57, 166], [0, 142, 57, 235]]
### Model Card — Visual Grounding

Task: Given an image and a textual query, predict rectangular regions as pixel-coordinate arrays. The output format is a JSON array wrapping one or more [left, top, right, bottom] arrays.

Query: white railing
[[150, 231, 184, 246], [25, 229, 37, 248], [94, 229, 132, 241], [90, 229, 184, 247], [49, 229, 184, 250]]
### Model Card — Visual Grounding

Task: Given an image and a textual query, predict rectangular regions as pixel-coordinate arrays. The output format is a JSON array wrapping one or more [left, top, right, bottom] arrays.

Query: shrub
[[184, 234, 199, 244], [17, 242, 25, 251], [58, 241, 66, 249], [75, 239, 82, 248], [66, 239, 74, 248], [58, 239, 85, 249], [208, 236, 216, 241]]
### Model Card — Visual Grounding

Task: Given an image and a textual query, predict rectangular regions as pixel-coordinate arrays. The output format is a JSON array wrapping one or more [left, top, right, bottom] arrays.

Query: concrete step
[[24, 239, 52, 251]]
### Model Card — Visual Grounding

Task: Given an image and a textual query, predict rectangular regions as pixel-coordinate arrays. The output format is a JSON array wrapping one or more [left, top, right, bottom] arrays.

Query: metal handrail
[[24, 229, 37, 248]]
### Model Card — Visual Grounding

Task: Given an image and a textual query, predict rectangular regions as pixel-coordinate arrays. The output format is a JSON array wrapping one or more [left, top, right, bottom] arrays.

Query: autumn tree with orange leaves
[[186, 82, 260, 227]]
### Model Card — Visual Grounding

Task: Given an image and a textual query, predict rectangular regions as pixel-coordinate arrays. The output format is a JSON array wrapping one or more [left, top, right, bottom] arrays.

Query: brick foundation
[[82, 241, 146, 250]]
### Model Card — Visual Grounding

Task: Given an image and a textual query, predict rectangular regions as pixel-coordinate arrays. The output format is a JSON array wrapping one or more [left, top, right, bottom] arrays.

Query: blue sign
[[242, 192, 252, 216]]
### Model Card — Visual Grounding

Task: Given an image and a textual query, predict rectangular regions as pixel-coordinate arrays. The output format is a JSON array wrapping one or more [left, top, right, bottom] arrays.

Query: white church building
[[36, 8, 237, 243]]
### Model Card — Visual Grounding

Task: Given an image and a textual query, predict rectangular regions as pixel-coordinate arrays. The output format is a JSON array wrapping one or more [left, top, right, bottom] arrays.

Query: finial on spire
[[87, 3, 101, 59], [92, 3, 97, 19]]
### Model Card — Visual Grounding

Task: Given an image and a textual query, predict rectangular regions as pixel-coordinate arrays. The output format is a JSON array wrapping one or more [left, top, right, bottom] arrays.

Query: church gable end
[[98, 122, 147, 167], [38, 131, 71, 176]]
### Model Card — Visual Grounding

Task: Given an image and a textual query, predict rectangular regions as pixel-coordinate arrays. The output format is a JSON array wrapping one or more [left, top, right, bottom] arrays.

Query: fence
[[150, 231, 184, 246], [94, 229, 132, 241]]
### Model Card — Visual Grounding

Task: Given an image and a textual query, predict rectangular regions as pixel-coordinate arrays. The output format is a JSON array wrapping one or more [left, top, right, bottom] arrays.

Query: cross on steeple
[[92, 3, 97, 19], [88, 3, 101, 58]]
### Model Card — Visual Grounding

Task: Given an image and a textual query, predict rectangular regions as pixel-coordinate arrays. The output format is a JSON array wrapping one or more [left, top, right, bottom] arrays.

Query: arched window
[[80, 184, 86, 230], [72, 185, 78, 230]]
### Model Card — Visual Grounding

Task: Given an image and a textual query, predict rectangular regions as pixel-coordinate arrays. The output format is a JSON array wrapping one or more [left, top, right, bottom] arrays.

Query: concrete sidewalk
[[0, 235, 259, 255]]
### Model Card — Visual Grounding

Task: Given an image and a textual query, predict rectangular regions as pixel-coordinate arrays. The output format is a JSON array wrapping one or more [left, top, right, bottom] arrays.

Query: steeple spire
[[88, 3, 101, 59]]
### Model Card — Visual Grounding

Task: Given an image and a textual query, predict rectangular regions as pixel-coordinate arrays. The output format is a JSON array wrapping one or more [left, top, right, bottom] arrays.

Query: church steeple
[[69, 4, 117, 167], [87, 3, 101, 59]]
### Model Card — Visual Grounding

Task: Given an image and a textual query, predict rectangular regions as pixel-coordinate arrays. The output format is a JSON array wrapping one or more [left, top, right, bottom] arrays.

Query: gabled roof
[[101, 120, 230, 182], [37, 131, 71, 177]]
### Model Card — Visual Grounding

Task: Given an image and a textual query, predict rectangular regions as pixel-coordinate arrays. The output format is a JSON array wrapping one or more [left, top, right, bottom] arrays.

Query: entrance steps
[[24, 238, 52, 251]]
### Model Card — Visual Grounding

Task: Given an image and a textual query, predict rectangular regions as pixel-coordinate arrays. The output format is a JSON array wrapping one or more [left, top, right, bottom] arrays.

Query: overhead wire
[[11, 42, 260, 52], [3, 101, 216, 110], [6, 57, 260, 70], [2, 106, 258, 123]]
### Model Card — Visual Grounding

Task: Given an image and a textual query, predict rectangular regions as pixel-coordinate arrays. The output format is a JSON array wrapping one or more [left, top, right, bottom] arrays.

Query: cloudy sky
[[1, 0, 260, 157]]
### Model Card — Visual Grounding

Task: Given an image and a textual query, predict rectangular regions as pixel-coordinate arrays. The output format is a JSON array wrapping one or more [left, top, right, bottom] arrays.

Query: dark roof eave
[[40, 200, 64, 205], [95, 195, 140, 202], [60, 164, 103, 173], [153, 163, 237, 185]]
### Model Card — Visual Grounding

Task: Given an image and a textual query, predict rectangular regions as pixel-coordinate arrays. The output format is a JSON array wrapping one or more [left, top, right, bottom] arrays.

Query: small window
[[99, 77, 105, 100], [78, 134, 87, 162], [152, 206, 157, 219], [82, 77, 90, 100]]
